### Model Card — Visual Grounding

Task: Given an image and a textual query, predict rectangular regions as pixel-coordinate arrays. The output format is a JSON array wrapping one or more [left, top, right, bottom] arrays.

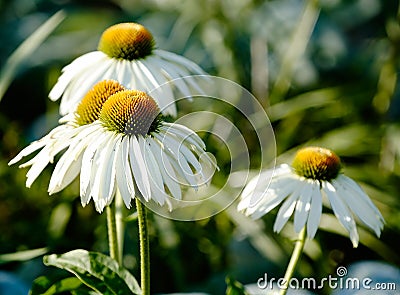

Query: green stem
[[136, 198, 150, 295], [280, 227, 306, 295], [106, 202, 120, 265], [115, 190, 125, 264]]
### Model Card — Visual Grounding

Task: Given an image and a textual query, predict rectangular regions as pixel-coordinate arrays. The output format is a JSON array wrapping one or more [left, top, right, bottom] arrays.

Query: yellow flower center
[[97, 23, 155, 60], [75, 80, 125, 126], [292, 147, 341, 181], [99, 90, 161, 136]]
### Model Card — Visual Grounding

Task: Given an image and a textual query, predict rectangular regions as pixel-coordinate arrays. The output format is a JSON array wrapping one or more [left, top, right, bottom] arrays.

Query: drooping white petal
[[161, 123, 205, 149], [115, 136, 135, 208], [48, 125, 102, 194], [154, 133, 198, 188], [90, 133, 119, 212], [273, 181, 305, 233], [244, 176, 298, 218], [161, 134, 202, 174], [79, 129, 109, 204], [9, 124, 74, 167], [132, 60, 178, 116], [332, 177, 384, 237], [129, 136, 151, 201], [307, 183, 322, 238], [60, 57, 114, 114], [293, 180, 314, 233], [140, 137, 166, 205], [24, 149, 56, 188], [137, 60, 162, 89], [149, 56, 192, 97], [155, 50, 206, 76], [9, 140, 47, 166], [322, 181, 359, 247], [49, 52, 106, 101], [337, 175, 385, 221], [148, 139, 182, 200], [89, 134, 115, 212]]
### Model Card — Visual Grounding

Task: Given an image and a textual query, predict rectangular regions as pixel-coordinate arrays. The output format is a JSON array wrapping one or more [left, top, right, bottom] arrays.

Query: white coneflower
[[49, 22, 207, 117], [9, 80, 125, 188], [238, 147, 384, 247], [11, 89, 214, 213]]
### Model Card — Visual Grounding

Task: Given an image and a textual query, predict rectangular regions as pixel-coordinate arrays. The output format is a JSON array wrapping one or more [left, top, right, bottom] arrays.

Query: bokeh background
[[1, 0, 400, 294]]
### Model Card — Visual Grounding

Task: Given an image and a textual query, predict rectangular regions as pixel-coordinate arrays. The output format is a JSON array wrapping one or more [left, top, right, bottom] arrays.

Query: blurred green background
[[1, 0, 400, 294]]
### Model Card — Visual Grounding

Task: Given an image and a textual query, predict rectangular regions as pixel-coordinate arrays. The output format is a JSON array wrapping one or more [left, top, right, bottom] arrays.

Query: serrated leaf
[[43, 249, 141, 295]]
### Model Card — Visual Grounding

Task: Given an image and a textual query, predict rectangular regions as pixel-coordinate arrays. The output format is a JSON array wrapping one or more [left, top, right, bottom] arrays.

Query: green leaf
[[0, 247, 48, 264], [43, 249, 141, 295], [30, 276, 88, 295], [225, 276, 250, 295]]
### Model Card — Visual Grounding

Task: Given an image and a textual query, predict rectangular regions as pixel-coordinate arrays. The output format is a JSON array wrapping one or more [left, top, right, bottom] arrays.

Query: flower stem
[[106, 202, 120, 264], [115, 190, 125, 264], [136, 198, 150, 295], [280, 227, 306, 295]]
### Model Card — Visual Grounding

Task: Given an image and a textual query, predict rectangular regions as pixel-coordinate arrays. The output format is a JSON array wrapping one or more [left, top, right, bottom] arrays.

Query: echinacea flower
[[49, 22, 207, 117], [9, 80, 126, 188], [238, 147, 384, 247], [10, 89, 214, 213]]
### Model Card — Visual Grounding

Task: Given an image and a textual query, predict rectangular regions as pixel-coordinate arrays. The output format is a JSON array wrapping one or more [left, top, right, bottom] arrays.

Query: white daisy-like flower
[[238, 147, 384, 247], [9, 80, 126, 188], [49, 22, 207, 117], [10, 89, 214, 213]]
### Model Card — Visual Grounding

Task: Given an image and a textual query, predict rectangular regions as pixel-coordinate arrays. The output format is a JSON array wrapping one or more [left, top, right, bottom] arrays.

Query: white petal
[[148, 139, 182, 200], [136, 60, 161, 89], [134, 63, 177, 117], [9, 140, 47, 166], [115, 136, 135, 208], [161, 123, 205, 149], [293, 180, 314, 233], [153, 133, 198, 188], [24, 148, 55, 188], [273, 181, 305, 233], [322, 181, 359, 247], [140, 137, 166, 205], [129, 136, 151, 201], [60, 56, 113, 114], [89, 134, 114, 212], [148, 56, 192, 97], [48, 151, 82, 194], [163, 141, 198, 188], [155, 50, 206, 75], [337, 175, 384, 220], [79, 130, 108, 204], [244, 176, 297, 217], [49, 52, 105, 101], [47, 126, 101, 193], [9, 124, 75, 167], [90, 133, 119, 212], [162, 133, 202, 174], [332, 177, 384, 237], [116, 60, 134, 87], [307, 184, 322, 238]]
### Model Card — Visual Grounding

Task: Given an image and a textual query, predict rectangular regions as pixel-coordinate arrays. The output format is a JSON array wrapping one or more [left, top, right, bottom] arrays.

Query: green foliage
[[1, 0, 400, 294], [40, 250, 141, 295], [30, 276, 88, 295], [225, 276, 250, 295]]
